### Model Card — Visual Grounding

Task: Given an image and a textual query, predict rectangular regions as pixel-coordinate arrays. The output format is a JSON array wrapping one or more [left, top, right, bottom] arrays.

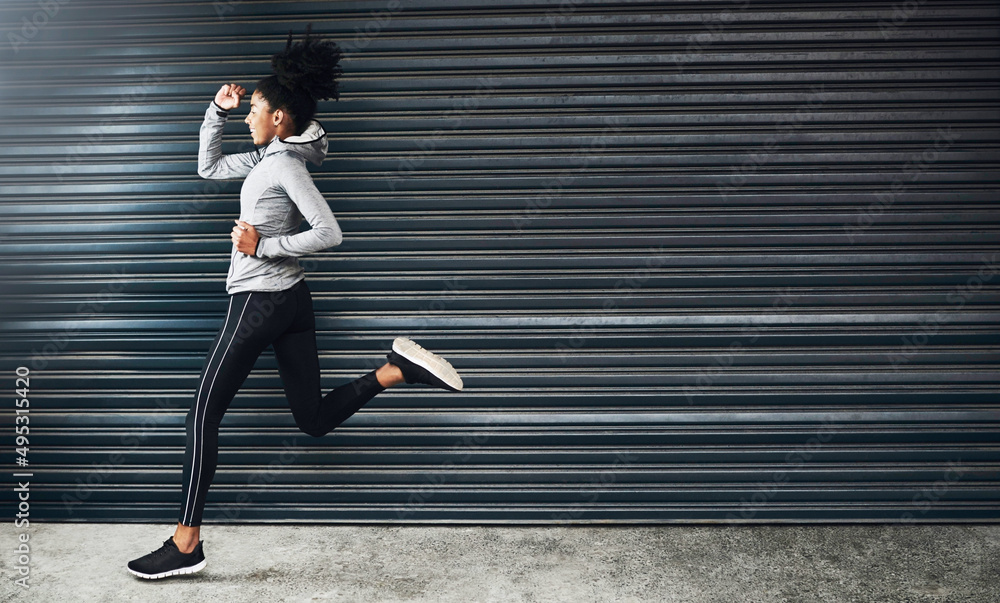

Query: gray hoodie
[[198, 100, 343, 294]]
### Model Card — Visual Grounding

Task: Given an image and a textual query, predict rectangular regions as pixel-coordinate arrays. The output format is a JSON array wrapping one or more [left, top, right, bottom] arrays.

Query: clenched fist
[[215, 83, 246, 111], [231, 220, 260, 257]]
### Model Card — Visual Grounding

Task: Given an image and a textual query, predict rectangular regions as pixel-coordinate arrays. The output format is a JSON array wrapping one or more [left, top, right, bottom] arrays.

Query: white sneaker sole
[[128, 558, 206, 580], [392, 337, 464, 391]]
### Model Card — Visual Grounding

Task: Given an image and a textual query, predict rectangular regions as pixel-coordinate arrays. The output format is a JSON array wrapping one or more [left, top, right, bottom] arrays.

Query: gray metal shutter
[[1, 1, 997, 523]]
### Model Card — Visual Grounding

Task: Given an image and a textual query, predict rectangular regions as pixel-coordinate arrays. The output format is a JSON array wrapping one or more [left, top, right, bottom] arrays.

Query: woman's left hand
[[231, 219, 260, 256]]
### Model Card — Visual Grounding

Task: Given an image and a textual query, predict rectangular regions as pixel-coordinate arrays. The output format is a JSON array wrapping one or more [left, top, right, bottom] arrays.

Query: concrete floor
[[1, 523, 997, 602]]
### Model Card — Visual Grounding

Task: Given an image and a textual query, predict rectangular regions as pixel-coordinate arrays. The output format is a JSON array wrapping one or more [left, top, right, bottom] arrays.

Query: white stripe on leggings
[[182, 293, 252, 526]]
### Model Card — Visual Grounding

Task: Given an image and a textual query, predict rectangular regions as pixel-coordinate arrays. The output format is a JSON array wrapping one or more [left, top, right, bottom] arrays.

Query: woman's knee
[[184, 396, 227, 432], [295, 421, 327, 438]]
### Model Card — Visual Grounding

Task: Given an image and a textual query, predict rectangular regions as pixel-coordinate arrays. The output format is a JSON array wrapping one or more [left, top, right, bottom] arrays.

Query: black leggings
[[178, 279, 385, 527]]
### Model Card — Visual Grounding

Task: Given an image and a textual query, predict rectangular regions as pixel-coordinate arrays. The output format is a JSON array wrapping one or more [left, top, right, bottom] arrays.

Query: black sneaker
[[386, 337, 464, 392], [127, 537, 206, 580]]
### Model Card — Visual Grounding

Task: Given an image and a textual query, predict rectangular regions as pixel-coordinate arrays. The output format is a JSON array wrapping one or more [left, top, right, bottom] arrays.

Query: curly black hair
[[255, 23, 343, 135]]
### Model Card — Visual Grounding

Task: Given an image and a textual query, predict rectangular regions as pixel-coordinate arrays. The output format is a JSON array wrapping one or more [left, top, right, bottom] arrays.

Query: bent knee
[[297, 424, 327, 438]]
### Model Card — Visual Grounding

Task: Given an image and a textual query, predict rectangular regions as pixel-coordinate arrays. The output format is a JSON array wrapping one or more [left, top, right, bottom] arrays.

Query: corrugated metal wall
[[1, 0, 998, 523]]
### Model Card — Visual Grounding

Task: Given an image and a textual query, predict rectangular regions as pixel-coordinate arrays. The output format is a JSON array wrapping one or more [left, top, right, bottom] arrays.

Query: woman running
[[127, 25, 463, 580]]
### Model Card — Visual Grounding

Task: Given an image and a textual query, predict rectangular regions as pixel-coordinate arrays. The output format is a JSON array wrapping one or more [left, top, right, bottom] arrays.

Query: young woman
[[127, 26, 463, 580]]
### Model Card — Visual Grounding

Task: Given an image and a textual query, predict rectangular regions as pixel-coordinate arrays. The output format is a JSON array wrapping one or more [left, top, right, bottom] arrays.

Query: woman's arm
[[197, 85, 261, 180], [254, 157, 343, 259]]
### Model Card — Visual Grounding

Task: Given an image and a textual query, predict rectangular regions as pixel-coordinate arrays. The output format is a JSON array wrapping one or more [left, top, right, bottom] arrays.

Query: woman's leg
[[129, 288, 300, 577], [176, 288, 295, 539], [271, 281, 394, 436]]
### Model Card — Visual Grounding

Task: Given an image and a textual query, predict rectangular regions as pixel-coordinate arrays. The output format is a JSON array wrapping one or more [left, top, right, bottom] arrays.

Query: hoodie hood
[[261, 119, 328, 166]]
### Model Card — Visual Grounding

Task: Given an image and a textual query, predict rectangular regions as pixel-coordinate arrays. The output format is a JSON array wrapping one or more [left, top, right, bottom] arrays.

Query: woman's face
[[244, 90, 280, 145]]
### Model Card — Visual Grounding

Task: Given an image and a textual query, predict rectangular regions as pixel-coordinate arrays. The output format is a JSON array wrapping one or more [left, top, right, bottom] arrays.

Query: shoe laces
[[150, 539, 176, 558]]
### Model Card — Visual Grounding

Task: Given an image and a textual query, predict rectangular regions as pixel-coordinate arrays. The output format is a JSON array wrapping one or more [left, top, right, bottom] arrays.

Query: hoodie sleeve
[[197, 101, 261, 180], [254, 157, 343, 259]]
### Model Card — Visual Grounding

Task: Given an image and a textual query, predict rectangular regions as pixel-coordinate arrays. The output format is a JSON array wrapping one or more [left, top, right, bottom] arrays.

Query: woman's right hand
[[214, 83, 246, 110]]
